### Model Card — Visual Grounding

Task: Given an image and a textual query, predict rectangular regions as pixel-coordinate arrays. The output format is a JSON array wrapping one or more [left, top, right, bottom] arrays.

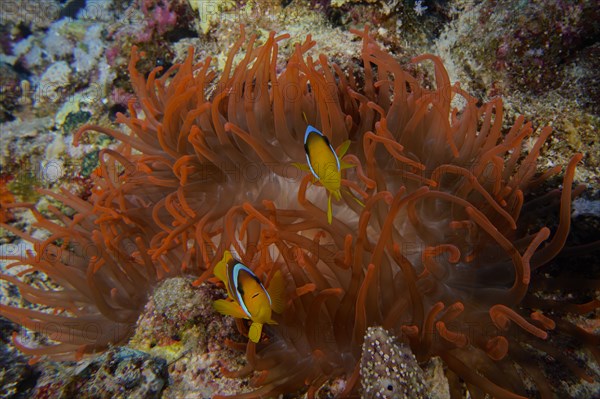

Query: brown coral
[[1, 26, 598, 398]]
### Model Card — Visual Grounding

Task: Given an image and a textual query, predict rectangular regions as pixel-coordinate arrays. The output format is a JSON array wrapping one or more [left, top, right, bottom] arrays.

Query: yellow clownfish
[[294, 125, 355, 224], [212, 251, 285, 343]]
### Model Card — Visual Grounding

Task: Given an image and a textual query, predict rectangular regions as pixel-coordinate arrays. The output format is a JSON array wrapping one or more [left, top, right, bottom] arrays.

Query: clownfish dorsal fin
[[267, 270, 286, 314], [302, 112, 309, 124], [213, 250, 234, 298], [214, 250, 233, 293]]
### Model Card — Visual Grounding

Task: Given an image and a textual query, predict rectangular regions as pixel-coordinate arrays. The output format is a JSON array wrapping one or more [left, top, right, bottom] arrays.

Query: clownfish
[[212, 251, 285, 343], [293, 125, 356, 224]]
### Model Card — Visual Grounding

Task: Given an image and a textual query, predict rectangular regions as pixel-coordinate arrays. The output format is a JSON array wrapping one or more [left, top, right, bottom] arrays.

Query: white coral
[[34, 61, 72, 104]]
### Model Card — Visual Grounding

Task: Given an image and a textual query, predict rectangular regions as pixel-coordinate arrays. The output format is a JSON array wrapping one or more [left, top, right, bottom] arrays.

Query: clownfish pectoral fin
[[340, 160, 356, 170], [213, 299, 248, 320], [267, 271, 286, 314], [336, 140, 351, 159], [292, 162, 311, 172], [248, 322, 264, 343], [337, 140, 357, 170], [336, 140, 356, 171], [292, 162, 319, 185]]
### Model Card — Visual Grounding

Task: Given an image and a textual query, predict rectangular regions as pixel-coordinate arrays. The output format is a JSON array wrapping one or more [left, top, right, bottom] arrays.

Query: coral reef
[[1, 20, 598, 398], [0, 1, 599, 398], [430, 1, 599, 93], [0, 62, 23, 123], [129, 277, 251, 398], [130, 277, 241, 358], [0, 174, 16, 224], [432, 0, 600, 182], [34, 61, 71, 104], [31, 347, 168, 398], [0, 317, 40, 398]]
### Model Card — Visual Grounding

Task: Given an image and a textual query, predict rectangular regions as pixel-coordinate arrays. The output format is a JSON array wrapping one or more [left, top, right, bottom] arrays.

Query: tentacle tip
[[191, 278, 203, 287], [219, 366, 238, 378]]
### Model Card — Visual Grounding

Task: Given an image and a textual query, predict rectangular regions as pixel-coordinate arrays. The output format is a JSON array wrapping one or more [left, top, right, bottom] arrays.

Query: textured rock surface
[[360, 326, 427, 399], [32, 347, 168, 399], [129, 277, 251, 398]]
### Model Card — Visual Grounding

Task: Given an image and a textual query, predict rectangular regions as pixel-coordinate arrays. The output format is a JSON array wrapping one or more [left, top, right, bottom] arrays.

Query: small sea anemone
[[1, 26, 598, 398]]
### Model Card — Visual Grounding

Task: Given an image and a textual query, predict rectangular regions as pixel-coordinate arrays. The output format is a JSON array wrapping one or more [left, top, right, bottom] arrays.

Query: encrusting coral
[[1, 25, 599, 398]]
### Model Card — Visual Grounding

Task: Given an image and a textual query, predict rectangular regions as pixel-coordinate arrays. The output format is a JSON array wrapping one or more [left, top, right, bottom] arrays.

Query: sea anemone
[[0, 187, 164, 361], [1, 25, 598, 398]]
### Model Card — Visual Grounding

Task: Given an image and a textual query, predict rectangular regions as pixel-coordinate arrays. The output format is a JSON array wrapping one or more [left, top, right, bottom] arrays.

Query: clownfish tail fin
[[267, 271, 286, 314]]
